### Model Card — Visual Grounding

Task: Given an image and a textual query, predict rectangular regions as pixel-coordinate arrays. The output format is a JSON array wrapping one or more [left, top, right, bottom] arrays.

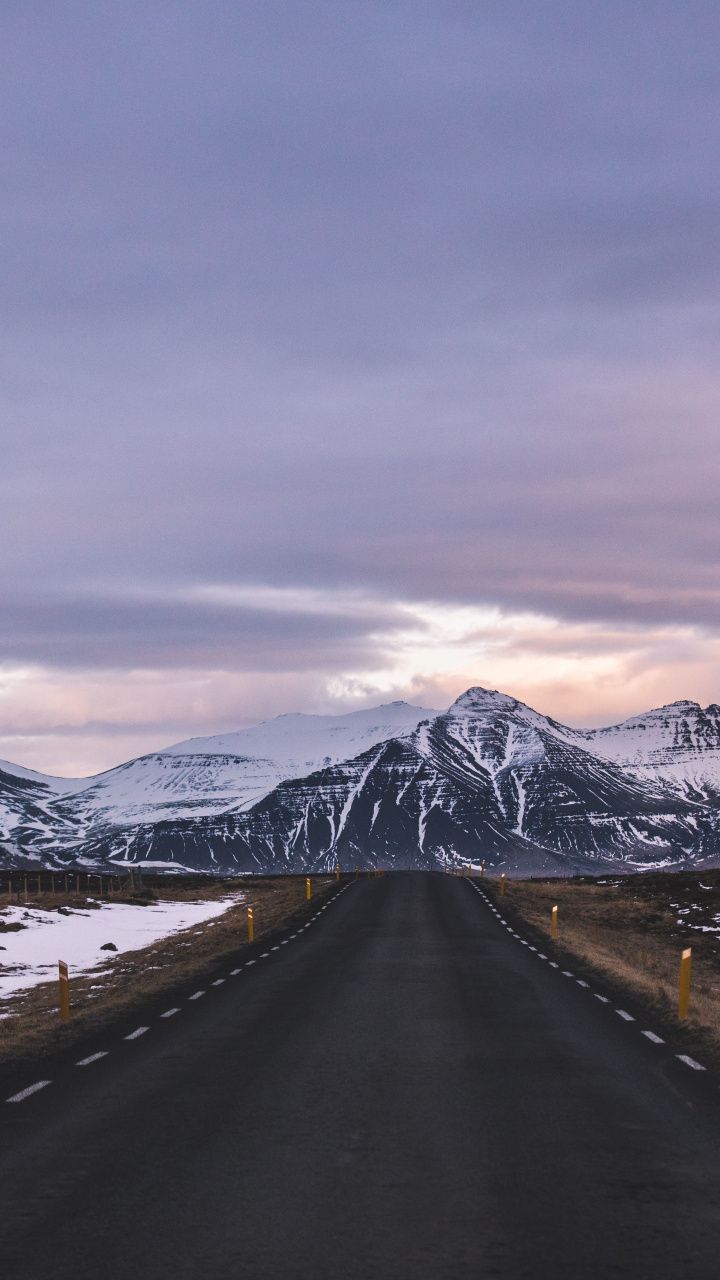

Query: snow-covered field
[[0, 895, 244, 1001]]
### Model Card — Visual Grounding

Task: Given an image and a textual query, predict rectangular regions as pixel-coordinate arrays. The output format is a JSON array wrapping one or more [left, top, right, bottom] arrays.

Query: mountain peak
[[451, 686, 513, 706], [448, 686, 528, 716]]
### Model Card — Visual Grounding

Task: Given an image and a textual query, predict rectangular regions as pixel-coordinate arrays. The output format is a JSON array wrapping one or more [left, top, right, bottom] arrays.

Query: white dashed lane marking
[[161, 1008, 180, 1018], [6, 1081, 51, 1103], [616, 1010, 635, 1022], [76, 1052, 109, 1066], [594, 994, 610, 1003], [189, 990, 205, 1000], [125, 1027, 149, 1041], [642, 1031, 665, 1044], [677, 1054, 706, 1071], [212, 979, 225, 986]]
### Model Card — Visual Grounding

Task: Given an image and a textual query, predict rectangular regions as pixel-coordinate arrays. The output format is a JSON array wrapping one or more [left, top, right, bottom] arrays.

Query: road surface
[[1, 872, 720, 1278]]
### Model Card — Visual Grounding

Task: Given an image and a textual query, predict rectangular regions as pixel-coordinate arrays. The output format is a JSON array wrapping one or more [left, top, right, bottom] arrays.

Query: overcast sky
[[2, 1, 720, 775]]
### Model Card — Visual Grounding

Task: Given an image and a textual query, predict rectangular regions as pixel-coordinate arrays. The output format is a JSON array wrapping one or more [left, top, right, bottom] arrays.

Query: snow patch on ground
[[0, 894, 244, 999]]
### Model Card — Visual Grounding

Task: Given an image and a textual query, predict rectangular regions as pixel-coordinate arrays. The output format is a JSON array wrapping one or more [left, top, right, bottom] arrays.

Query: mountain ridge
[[4, 688, 720, 874]]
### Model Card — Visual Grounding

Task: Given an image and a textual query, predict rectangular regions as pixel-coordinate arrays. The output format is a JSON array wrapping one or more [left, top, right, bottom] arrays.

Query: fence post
[[58, 960, 70, 1021], [678, 948, 692, 1020]]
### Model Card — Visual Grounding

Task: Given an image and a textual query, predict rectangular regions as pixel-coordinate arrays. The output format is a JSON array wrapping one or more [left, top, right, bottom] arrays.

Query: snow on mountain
[[5, 688, 720, 874], [407, 689, 701, 867], [70, 687, 716, 876], [583, 701, 720, 802], [163, 701, 438, 769], [0, 760, 84, 791], [0, 762, 87, 868], [82, 734, 571, 877], [4, 702, 437, 859]]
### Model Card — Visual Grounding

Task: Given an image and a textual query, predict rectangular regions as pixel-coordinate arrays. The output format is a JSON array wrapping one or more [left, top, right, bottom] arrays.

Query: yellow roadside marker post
[[678, 948, 692, 1020], [247, 906, 254, 944], [551, 904, 558, 940], [499, 873, 507, 896], [335, 864, 340, 881], [58, 960, 70, 1022], [306, 877, 312, 901]]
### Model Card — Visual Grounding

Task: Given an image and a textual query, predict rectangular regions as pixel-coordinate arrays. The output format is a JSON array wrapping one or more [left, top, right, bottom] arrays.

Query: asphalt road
[[1, 872, 720, 1279]]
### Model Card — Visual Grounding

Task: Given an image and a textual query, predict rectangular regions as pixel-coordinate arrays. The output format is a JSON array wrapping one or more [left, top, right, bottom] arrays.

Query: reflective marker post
[[551, 904, 558, 940], [500, 873, 507, 897], [678, 948, 692, 1020], [247, 906, 254, 944], [306, 877, 312, 901], [58, 959, 70, 1022]]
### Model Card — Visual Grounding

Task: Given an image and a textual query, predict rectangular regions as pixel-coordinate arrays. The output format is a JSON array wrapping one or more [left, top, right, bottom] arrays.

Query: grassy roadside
[[488, 871, 720, 1065], [0, 875, 340, 1065]]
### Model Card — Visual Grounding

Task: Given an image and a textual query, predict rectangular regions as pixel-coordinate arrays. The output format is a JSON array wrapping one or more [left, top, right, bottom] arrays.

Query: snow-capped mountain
[[583, 701, 720, 803], [0, 702, 437, 865], [0, 764, 86, 867], [4, 688, 720, 874]]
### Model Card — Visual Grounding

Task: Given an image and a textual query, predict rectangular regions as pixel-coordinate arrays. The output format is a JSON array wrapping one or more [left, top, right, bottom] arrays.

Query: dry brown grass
[[0, 875, 337, 1065], [496, 873, 720, 1059]]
